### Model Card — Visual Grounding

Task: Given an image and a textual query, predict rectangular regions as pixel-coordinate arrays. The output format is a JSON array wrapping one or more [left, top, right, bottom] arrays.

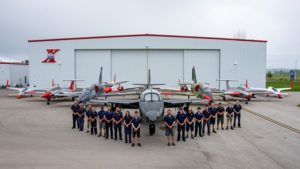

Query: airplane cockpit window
[[272, 88, 278, 92], [203, 87, 212, 93], [144, 93, 159, 101]]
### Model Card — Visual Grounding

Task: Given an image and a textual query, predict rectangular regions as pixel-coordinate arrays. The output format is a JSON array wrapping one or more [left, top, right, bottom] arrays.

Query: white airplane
[[41, 80, 84, 105], [101, 74, 128, 92], [7, 80, 55, 99], [245, 80, 290, 99]]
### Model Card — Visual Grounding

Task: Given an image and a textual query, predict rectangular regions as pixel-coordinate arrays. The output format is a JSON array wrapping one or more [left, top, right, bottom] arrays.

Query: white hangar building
[[28, 34, 267, 89], [0, 57, 29, 87]]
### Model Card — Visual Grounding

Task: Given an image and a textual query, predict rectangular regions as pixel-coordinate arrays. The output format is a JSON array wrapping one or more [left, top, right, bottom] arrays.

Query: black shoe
[[177, 139, 180, 141], [129, 141, 131, 143], [125, 140, 128, 144], [226, 127, 228, 130], [186, 135, 188, 139], [120, 138, 123, 140], [231, 126, 234, 130], [200, 134, 203, 137], [90, 133, 93, 135], [114, 138, 117, 141], [137, 143, 141, 147], [131, 143, 135, 147], [105, 137, 108, 139], [97, 134, 101, 137], [191, 135, 194, 139], [238, 126, 241, 128], [86, 130, 89, 133], [183, 139, 186, 142], [217, 128, 219, 130], [72, 127, 75, 129], [213, 130, 217, 133], [222, 128, 224, 130], [168, 143, 170, 146], [172, 143, 176, 146], [208, 133, 210, 136]]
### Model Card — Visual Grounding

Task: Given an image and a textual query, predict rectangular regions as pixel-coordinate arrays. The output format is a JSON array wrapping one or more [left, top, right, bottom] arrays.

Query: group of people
[[71, 103, 142, 147], [163, 101, 242, 146], [70, 100, 242, 147]]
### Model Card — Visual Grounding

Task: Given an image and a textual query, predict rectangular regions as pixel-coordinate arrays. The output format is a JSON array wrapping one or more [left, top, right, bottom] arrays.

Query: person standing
[[90, 106, 98, 135], [123, 111, 132, 144], [85, 105, 92, 133], [194, 107, 203, 137], [186, 108, 195, 139], [226, 103, 234, 130], [164, 109, 176, 146], [216, 103, 225, 130], [202, 105, 211, 136], [113, 107, 123, 140], [97, 106, 106, 137], [233, 100, 242, 128], [176, 107, 186, 142], [131, 111, 142, 147], [71, 101, 79, 129], [104, 106, 114, 139], [209, 103, 218, 133], [77, 103, 86, 131]]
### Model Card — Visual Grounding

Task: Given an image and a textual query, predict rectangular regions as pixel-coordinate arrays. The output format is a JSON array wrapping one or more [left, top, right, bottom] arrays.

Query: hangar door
[[75, 50, 111, 86], [184, 50, 220, 88], [111, 50, 147, 87]]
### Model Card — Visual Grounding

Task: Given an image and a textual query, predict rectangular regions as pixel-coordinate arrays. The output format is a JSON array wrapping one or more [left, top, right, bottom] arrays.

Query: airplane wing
[[54, 92, 82, 97], [164, 99, 208, 108], [89, 99, 140, 109], [102, 91, 141, 97], [7, 87, 26, 93], [277, 88, 291, 92]]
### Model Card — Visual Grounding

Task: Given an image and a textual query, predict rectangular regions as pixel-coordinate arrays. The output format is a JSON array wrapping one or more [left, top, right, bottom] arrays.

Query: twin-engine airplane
[[89, 69, 208, 135], [77, 67, 128, 103], [41, 80, 84, 105], [244, 80, 290, 99]]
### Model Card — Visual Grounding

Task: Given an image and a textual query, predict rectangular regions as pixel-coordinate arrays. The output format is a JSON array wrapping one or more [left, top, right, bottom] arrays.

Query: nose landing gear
[[149, 124, 155, 136]]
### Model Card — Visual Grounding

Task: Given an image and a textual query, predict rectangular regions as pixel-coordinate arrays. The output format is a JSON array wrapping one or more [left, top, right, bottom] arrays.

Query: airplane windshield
[[144, 93, 159, 101], [203, 87, 211, 93]]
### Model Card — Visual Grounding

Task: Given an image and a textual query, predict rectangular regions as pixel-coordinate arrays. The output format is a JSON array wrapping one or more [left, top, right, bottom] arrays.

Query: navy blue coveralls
[[202, 109, 211, 136], [71, 103, 79, 129], [90, 111, 97, 135], [209, 107, 218, 125], [176, 112, 186, 141], [77, 107, 86, 131], [233, 104, 242, 128], [124, 115, 132, 143], [217, 106, 225, 128], [194, 111, 203, 137], [113, 111, 123, 140], [105, 111, 114, 139]]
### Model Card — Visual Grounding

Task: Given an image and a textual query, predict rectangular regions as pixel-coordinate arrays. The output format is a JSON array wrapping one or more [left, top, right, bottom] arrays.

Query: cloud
[[0, 0, 299, 68]]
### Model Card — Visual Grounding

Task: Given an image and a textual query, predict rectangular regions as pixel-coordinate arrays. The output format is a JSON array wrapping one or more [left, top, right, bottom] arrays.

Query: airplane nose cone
[[146, 111, 160, 122]]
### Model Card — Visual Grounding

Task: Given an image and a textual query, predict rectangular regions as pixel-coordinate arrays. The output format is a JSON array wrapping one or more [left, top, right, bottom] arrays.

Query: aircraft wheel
[[149, 124, 155, 136], [47, 101, 50, 105], [71, 97, 75, 101], [30, 95, 33, 97], [222, 96, 226, 101], [245, 101, 248, 104]]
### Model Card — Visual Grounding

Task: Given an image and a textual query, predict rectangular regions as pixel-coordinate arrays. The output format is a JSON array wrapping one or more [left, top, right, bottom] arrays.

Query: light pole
[[145, 45, 149, 81]]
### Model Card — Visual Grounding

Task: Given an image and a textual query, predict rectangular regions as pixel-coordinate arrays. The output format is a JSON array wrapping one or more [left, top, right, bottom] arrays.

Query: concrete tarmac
[[0, 90, 300, 169]]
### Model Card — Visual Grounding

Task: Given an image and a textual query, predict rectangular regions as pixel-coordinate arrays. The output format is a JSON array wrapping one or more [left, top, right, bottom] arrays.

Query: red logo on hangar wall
[[42, 49, 60, 63]]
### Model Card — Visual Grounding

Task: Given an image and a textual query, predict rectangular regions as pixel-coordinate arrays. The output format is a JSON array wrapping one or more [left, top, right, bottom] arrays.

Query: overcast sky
[[0, 0, 299, 69]]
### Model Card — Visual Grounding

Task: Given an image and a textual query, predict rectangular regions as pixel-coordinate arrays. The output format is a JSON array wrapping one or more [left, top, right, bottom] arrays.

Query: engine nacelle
[[117, 86, 124, 91], [104, 87, 112, 93]]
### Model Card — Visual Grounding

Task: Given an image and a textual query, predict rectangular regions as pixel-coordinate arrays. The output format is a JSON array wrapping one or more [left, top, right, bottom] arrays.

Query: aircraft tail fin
[[133, 69, 164, 88], [69, 81, 75, 92], [99, 67, 103, 84], [192, 66, 197, 83], [245, 80, 249, 89]]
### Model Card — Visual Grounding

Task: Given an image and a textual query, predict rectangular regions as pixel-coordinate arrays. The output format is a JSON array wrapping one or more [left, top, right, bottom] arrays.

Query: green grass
[[266, 81, 300, 91]]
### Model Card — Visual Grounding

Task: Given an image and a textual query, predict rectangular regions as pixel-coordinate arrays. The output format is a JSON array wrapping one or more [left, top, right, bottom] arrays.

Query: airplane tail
[[133, 69, 164, 88], [52, 79, 55, 87], [69, 81, 75, 92], [99, 67, 103, 84], [192, 66, 197, 83], [113, 74, 116, 83], [245, 80, 249, 89]]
